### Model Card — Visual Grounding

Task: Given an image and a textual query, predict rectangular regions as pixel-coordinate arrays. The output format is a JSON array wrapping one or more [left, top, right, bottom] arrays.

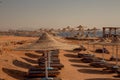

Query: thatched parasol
[[91, 27, 100, 37], [85, 39, 99, 55], [87, 38, 110, 61], [16, 33, 78, 51], [106, 36, 120, 66], [15, 32, 79, 79]]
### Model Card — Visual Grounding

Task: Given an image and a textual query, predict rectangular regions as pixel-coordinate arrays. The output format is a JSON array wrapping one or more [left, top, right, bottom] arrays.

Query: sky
[[0, 0, 120, 30]]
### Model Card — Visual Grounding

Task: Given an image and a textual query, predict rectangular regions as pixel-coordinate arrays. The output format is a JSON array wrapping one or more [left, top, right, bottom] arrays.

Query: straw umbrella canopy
[[15, 32, 79, 79], [16, 33, 78, 51], [76, 25, 85, 37], [91, 27, 100, 37]]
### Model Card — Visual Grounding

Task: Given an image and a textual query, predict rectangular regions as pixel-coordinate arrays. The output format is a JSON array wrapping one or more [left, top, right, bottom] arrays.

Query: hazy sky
[[0, 0, 120, 30]]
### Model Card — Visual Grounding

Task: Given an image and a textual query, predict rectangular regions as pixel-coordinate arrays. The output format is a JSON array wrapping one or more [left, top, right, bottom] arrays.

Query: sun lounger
[[78, 53, 94, 58], [109, 57, 120, 61], [115, 69, 120, 77], [25, 77, 62, 80], [95, 48, 109, 54], [103, 64, 119, 73], [81, 57, 102, 63], [89, 60, 108, 68], [39, 61, 60, 64], [38, 63, 64, 69], [27, 70, 60, 78], [29, 67, 59, 71], [38, 57, 60, 60], [38, 58, 60, 63], [73, 47, 86, 52]]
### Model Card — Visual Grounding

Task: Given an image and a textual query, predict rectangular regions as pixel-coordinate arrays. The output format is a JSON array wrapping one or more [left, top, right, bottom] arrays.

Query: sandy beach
[[0, 36, 120, 80]]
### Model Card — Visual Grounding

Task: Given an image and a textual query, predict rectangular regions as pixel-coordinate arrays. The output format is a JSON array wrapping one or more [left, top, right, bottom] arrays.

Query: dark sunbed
[[27, 70, 60, 78], [78, 53, 94, 58], [115, 69, 120, 77], [95, 48, 109, 54], [103, 64, 119, 73], [109, 57, 120, 61], [89, 60, 108, 68], [81, 57, 102, 63], [25, 77, 62, 80], [29, 67, 59, 71], [38, 58, 60, 63], [38, 63, 64, 69]]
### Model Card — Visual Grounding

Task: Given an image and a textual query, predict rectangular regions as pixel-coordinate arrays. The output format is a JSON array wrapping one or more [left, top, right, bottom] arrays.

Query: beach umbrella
[[77, 35, 99, 55], [69, 28, 76, 37], [89, 38, 110, 62], [91, 27, 100, 37], [106, 36, 120, 66], [48, 28, 58, 36], [76, 25, 85, 37], [15, 32, 79, 79], [16, 33, 78, 51], [85, 39, 99, 55]]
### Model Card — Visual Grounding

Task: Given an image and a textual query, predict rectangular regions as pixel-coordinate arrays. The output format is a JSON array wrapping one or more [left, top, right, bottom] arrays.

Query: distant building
[[103, 27, 120, 38]]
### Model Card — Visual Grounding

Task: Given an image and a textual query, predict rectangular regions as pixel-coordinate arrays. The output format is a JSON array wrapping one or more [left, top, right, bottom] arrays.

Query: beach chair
[[103, 64, 119, 73], [38, 63, 64, 70], [115, 69, 120, 77], [25, 77, 62, 80], [78, 53, 94, 58], [109, 57, 120, 61], [89, 60, 108, 68], [27, 70, 60, 78], [95, 48, 109, 54], [38, 58, 60, 63], [73, 47, 86, 52], [81, 57, 102, 63], [39, 60, 60, 64], [29, 67, 59, 71]]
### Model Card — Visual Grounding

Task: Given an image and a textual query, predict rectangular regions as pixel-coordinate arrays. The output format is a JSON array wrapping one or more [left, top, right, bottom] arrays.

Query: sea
[[58, 31, 103, 38]]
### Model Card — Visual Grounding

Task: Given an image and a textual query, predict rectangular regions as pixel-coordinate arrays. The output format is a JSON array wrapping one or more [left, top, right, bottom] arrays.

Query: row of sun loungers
[[26, 49, 63, 80], [77, 49, 120, 78]]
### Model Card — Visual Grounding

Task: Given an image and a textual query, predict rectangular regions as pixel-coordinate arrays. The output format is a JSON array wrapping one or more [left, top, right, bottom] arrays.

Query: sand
[[0, 36, 120, 80]]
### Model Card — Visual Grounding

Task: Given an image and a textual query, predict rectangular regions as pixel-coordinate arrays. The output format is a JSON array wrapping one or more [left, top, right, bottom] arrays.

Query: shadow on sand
[[85, 78, 120, 80], [69, 59, 82, 63], [71, 64, 91, 68], [2, 68, 26, 80], [13, 60, 33, 69], [64, 54, 78, 58], [65, 50, 80, 53], [21, 57, 38, 64], [25, 53, 40, 58], [78, 69, 111, 74]]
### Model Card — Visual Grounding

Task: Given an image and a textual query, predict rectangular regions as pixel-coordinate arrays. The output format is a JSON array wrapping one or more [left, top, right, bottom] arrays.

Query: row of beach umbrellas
[[86, 36, 120, 66], [15, 32, 79, 80]]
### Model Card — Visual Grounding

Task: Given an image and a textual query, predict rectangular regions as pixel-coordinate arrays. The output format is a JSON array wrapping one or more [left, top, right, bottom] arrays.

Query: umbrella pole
[[82, 40, 83, 45], [116, 45, 118, 65], [102, 45, 105, 61], [111, 45, 114, 58], [87, 41, 89, 53], [93, 44, 95, 55], [48, 51, 51, 68], [45, 51, 48, 79]]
